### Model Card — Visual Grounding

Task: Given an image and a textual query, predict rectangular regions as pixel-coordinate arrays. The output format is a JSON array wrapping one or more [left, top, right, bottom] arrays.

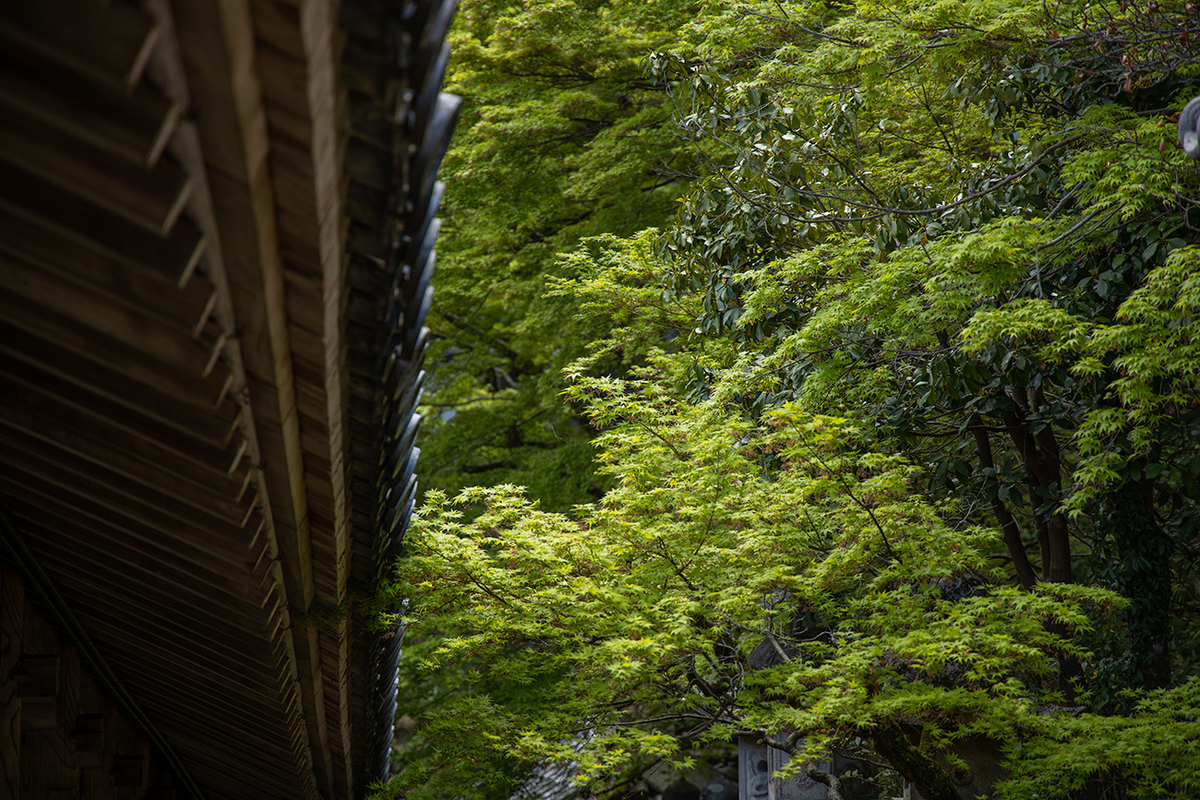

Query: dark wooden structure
[[0, 0, 458, 797]]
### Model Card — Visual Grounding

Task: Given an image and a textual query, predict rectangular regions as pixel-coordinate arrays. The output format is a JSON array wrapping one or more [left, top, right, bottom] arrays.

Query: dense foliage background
[[375, 1, 1200, 798]]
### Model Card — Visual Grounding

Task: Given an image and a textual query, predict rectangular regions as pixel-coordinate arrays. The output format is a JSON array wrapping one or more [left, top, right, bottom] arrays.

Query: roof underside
[[0, 0, 456, 797]]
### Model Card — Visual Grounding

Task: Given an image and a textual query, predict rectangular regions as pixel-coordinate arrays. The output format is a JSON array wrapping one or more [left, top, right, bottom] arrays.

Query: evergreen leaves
[[381, 0, 1200, 796]]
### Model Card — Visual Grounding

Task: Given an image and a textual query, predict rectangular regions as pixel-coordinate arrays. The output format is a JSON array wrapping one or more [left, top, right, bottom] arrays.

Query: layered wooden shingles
[[0, 0, 441, 796], [0, 0, 327, 795], [0, 0, 457, 796]]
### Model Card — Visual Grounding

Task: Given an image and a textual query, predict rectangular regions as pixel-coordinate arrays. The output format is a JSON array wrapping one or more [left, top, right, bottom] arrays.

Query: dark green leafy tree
[[380, 0, 1200, 797], [654, 0, 1200, 693]]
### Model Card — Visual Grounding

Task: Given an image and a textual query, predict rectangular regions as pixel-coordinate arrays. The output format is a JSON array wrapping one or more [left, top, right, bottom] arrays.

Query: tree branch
[[807, 769, 846, 800], [971, 417, 1038, 591]]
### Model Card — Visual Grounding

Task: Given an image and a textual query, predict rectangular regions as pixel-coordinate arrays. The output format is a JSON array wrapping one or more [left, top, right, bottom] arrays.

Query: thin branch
[[1034, 207, 1116, 251], [427, 395, 512, 408]]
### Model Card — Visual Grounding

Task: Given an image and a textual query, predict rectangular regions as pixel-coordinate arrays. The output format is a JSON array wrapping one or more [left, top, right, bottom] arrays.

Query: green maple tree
[[380, 1, 1200, 797]]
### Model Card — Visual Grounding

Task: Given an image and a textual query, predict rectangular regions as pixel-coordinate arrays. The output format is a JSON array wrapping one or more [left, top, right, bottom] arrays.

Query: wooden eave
[[0, 0, 457, 797]]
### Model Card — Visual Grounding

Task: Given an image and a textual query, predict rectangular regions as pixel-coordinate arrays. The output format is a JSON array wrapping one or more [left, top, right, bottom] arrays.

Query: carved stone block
[[737, 736, 828, 800]]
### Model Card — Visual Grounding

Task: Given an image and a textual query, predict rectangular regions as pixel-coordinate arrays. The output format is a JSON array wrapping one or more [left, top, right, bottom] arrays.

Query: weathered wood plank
[[276, 205, 326, 272], [38, 592, 282, 694], [0, 378, 246, 490], [3, 526, 267, 644], [345, 181, 386, 230], [44, 598, 288, 704], [0, 112, 192, 235], [0, 319, 228, 425], [344, 137, 389, 192], [0, 567, 20, 795], [0, 0, 160, 90], [0, 210, 215, 333], [15, 655, 59, 731], [133, 723, 309, 800], [0, 567, 23, 684], [0, 679, 17, 799], [0, 353, 237, 469], [0, 38, 179, 166], [80, 767, 117, 800], [17, 605, 55, 656], [0, 0, 447, 794], [54, 646, 81, 737], [252, 1, 305, 60], [0, 164, 204, 281], [20, 519, 276, 636], [265, 99, 313, 147], [83, 665, 297, 757], [285, 280, 328, 336], [23, 586, 284, 704], [100, 665, 304, 761], [280, 234, 326, 281], [72, 713, 105, 771], [0, 417, 249, 534], [0, 426, 250, 536], [288, 320, 329, 368], [20, 730, 75, 798], [0, 258, 218, 380], [271, 146, 320, 226], [0, 340, 235, 449], [257, 43, 310, 117], [111, 754, 147, 789], [173, 0, 321, 635], [0, 485, 261, 588]]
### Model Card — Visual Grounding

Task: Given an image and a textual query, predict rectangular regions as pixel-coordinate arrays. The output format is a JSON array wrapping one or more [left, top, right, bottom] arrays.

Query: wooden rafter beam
[[170, 0, 334, 795], [0, 0, 161, 92], [0, 38, 180, 166]]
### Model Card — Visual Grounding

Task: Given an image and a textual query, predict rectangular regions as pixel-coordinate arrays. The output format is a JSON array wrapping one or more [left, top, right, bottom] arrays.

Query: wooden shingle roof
[[0, 0, 457, 797]]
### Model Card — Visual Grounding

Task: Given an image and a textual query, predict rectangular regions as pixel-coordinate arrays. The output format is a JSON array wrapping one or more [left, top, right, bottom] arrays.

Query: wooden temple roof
[[0, 0, 456, 797]]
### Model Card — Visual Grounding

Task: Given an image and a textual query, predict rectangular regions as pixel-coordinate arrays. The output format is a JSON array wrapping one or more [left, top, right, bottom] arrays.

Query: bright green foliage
[[549, 231, 706, 377], [999, 676, 1200, 798], [651, 0, 1200, 693], [384, 0, 1200, 796], [419, 0, 704, 510], [387, 372, 1118, 799], [1069, 246, 1200, 495]]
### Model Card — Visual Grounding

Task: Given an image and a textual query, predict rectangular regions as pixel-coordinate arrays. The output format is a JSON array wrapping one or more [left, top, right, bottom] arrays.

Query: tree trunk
[[970, 420, 1038, 591], [1002, 407, 1071, 583], [1108, 477, 1172, 690], [871, 724, 960, 800]]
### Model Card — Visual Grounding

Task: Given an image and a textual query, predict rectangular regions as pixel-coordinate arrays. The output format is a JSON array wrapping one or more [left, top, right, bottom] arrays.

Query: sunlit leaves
[[392, 385, 1111, 796]]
